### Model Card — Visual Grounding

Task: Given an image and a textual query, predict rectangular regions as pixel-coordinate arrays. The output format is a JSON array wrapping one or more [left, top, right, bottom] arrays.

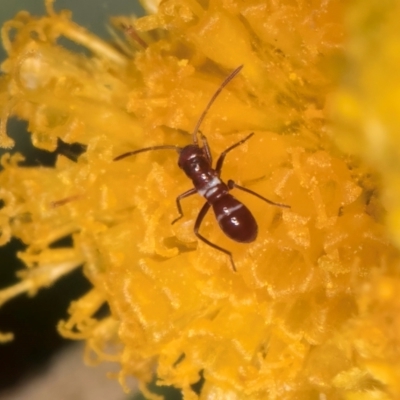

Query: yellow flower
[[0, 0, 400, 399]]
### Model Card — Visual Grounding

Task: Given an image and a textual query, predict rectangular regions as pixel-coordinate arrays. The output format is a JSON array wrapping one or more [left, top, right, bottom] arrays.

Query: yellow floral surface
[[0, 0, 399, 399]]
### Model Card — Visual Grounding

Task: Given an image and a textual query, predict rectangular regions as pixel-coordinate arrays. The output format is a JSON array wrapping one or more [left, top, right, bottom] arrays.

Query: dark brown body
[[178, 145, 257, 243]]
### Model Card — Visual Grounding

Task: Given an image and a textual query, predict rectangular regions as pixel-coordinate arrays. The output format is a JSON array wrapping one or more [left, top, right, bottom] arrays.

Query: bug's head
[[178, 144, 209, 176]]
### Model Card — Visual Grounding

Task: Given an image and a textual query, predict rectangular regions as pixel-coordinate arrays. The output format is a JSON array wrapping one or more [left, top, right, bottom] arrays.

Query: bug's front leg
[[199, 132, 212, 164], [215, 133, 254, 175]]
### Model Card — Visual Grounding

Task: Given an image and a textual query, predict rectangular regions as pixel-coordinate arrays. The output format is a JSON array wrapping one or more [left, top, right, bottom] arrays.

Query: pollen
[[0, 0, 400, 399]]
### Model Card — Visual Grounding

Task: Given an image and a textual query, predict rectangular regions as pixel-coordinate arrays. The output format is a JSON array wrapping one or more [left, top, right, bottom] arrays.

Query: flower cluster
[[0, 0, 399, 399]]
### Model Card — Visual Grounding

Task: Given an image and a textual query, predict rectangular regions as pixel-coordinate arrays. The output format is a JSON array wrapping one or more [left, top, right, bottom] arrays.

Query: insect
[[114, 65, 290, 271]]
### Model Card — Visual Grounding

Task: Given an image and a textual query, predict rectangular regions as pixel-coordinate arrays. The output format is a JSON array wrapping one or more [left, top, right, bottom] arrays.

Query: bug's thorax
[[178, 144, 229, 202]]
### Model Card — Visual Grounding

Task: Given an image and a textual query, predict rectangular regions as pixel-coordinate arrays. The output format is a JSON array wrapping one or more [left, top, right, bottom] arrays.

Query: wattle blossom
[[0, 0, 400, 398]]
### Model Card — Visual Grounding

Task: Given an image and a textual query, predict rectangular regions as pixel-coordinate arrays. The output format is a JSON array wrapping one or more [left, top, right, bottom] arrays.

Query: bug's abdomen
[[213, 195, 258, 243]]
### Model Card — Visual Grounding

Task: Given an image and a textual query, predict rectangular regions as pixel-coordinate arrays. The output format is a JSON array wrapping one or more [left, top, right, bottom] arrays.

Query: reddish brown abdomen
[[213, 195, 258, 243]]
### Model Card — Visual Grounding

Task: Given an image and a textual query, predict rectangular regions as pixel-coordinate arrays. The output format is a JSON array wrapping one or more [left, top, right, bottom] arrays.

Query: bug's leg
[[50, 194, 82, 208], [227, 179, 290, 209], [215, 132, 254, 175], [194, 202, 237, 272], [171, 188, 197, 225], [121, 24, 148, 49], [199, 131, 212, 164]]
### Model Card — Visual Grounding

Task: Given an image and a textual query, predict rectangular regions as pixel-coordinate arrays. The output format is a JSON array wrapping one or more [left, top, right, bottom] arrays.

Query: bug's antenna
[[113, 145, 182, 161], [192, 65, 244, 145]]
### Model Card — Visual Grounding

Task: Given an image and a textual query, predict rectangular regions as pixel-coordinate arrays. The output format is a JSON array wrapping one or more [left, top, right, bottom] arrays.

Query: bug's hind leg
[[194, 202, 237, 272], [171, 188, 197, 225], [227, 180, 290, 209]]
